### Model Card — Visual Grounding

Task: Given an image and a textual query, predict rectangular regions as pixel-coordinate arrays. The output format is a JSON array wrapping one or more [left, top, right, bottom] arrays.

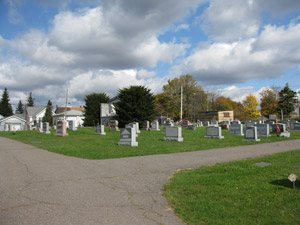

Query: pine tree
[[16, 100, 24, 114], [83, 93, 110, 126], [0, 88, 13, 117], [276, 83, 297, 118], [116, 85, 155, 127], [27, 92, 35, 106], [42, 100, 53, 125]]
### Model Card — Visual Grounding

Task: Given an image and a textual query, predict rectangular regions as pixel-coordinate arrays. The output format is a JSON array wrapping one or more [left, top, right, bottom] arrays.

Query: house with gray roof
[[25, 106, 47, 126]]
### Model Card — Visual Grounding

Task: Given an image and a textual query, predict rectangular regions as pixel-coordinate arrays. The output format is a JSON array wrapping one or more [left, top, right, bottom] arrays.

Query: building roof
[[27, 107, 46, 117], [0, 115, 26, 123], [53, 109, 84, 117], [55, 107, 85, 114], [14, 113, 25, 119]]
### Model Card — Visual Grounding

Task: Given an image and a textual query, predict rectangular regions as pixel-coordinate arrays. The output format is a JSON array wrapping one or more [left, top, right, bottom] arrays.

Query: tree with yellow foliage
[[242, 95, 261, 120]]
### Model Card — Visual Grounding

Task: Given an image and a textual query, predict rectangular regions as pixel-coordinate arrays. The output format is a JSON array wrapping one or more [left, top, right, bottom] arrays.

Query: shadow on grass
[[270, 179, 300, 189]]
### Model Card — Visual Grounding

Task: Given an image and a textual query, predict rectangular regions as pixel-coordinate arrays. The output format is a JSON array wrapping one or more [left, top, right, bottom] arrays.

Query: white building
[[0, 115, 26, 131], [52, 110, 84, 128]]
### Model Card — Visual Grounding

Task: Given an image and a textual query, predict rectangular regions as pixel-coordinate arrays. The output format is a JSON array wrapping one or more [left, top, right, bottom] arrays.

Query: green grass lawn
[[0, 127, 299, 159], [163, 149, 300, 225]]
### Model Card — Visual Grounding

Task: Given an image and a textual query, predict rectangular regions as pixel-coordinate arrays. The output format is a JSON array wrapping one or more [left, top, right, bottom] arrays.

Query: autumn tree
[[242, 95, 260, 120], [276, 83, 297, 118], [0, 88, 13, 117], [259, 88, 277, 118], [159, 75, 206, 121]]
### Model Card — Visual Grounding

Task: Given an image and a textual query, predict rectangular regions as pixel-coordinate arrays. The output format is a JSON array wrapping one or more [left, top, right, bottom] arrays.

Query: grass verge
[[163, 149, 300, 225], [0, 127, 299, 159]]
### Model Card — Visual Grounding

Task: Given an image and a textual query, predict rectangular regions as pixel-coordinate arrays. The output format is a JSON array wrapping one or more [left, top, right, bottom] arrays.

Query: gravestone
[[229, 123, 244, 136], [55, 120, 68, 137], [142, 121, 150, 131], [203, 121, 210, 127], [290, 121, 300, 132], [186, 124, 197, 130], [182, 120, 190, 128], [150, 121, 160, 131], [162, 121, 173, 134], [133, 122, 140, 134], [68, 120, 77, 131], [205, 126, 224, 139], [95, 124, 106, 135], [197, 121, 203, 127], [42, 122, 50, 134], [245, 121, 256, 127], [211, 121, 219, 126], [243, 126, 260, 141], [125, 123, 138, 137], [164, 127, 183, 142], [255, 124, 270, 137], [271, 123, 286, 133], [109, 120, 119, 131], [118, 127, 138, 146], [271, 123, 290, 137], [231, 120, 241, 125]]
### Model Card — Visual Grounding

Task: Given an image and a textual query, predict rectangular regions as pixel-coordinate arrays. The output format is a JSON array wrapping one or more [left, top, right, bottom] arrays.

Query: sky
[[1, 0, 300, 109]]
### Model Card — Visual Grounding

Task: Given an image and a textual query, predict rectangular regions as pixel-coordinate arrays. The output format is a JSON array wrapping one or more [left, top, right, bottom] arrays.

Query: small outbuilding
[[0, 115, 26, 131]]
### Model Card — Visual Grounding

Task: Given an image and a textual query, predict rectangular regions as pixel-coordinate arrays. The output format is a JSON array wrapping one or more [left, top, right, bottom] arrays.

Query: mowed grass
[[0, 127, 300, 159], [163, 149, 300, 225]]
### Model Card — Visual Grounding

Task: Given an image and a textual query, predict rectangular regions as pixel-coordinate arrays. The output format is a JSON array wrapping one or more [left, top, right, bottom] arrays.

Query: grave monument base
[[204, 136, 224, 139], [118, 141, 138, 146], [163, 137, 183, 142]]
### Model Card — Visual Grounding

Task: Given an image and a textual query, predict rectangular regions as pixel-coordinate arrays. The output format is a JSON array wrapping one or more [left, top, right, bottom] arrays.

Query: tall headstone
[[197, 121, 203, 127], [255, 124, 270, 137], [164, 127, 183, 142], [109, 120, 119, 131], [118, 127, 138, 146], [55, 120, 68, 137], [68, 120, 77, 131], [43, 122, 50, 134], [141, 121, 150, 131], [95, 124, 106, 135], [205, 126, 224, 139], [150, 121, 160, 131], [243, 126, 260, 141], [229, 124, 244, 136]]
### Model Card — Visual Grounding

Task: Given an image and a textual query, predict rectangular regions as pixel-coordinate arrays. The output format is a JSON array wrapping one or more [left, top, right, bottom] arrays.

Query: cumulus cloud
[[136, 70, 156, 80], [217, 85, 266, 103], [172, 21, 300, 86]]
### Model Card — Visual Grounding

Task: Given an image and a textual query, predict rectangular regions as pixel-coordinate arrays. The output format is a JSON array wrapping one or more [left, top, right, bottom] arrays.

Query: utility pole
[[63, 89, 68, 121], [180, 85, 183, 122]]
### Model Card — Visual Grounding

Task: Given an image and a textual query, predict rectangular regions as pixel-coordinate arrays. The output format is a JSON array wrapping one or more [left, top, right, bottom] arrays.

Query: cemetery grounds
[[1, 127, 300, 224]]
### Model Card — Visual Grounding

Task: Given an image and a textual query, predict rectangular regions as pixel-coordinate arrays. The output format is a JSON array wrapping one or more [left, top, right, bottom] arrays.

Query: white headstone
[[229, 124, 244, 136], [95, 124, 106, 135], [243, 126, 260, 141], [150, 121, 160, 131], [118, 127, 138, 146]]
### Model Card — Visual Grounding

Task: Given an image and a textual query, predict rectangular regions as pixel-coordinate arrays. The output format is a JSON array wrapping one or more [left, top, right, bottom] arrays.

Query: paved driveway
[[1, 137, 300, 225]]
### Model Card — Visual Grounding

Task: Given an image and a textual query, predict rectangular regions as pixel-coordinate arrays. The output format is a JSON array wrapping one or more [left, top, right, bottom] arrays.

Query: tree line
[[0, 75, 298, 127]]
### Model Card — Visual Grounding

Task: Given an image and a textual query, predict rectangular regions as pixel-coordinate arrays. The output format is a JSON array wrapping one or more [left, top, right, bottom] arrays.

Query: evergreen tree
[[16, 100, 24, 114], [116, 85, 155, 128], [83, 93, 110, 126], [0, 88, 13, 117], [27, 92, 35, 106], [42, 100, 53, 125], [276, 83, 297, 118]]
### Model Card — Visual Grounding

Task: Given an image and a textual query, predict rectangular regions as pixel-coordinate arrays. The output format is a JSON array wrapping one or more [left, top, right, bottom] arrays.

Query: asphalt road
[[1, 137, 300, 225]]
